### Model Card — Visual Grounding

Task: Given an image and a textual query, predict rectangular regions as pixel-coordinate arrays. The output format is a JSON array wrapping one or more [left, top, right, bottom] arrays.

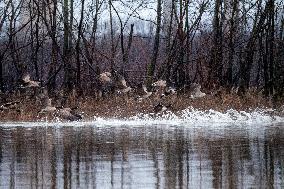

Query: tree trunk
[[76, 0, 85, 91], [208, 0, 223, 88], [30, 0, 40, 80], [274, 17, 284, 99], [146, 0, 162, 86], [0, 56, 3, 92], [63, 0, 75, 92], [163, 0, 174, 81], [47, 0, 58, 93], [239, 1, 269, 94], [0, 1, 12, 92], [9, 1, 24, 78], [226, 0, 239, 88], [264, 30, 269, 95], [121, 23, 134, 76], [268, 0, 275, 95], [109, 0, 115, 72], [185, 0, 190, 85]]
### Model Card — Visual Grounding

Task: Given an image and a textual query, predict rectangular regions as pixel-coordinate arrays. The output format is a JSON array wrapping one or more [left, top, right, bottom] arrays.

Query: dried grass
[[0, 89, 277, 122]]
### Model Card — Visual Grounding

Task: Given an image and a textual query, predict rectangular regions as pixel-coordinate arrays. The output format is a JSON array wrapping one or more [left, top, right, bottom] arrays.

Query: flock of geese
[[1, 72, 208, 121], [38, 97, 82, 121]]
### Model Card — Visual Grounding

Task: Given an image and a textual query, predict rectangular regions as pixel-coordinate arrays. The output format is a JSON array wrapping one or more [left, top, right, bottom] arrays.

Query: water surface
[[0, 122, 283, 189]]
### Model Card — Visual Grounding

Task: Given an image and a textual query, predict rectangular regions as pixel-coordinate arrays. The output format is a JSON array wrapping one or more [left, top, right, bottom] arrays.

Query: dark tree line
[[0, 0, 283, 99]]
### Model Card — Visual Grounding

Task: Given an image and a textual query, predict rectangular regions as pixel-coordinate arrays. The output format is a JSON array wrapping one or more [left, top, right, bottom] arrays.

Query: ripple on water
[[0, 112, 283, 189]]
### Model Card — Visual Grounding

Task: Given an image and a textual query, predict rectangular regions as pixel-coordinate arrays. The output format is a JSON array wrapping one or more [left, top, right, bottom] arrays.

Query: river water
[[0, 120, 283, 189]]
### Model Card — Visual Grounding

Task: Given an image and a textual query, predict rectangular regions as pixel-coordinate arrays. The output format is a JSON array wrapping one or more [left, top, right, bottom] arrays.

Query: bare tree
[[239, 0, 270, 94], [46, 0, 58, 93], [146, 0, 162, 86], [75, 0, 86, 91], [226, 0, 239, 88], [0, 0, 12, 91], [208, 0, 224, 88], [0, 0, 282, 101], [63, 0, 75, 92]]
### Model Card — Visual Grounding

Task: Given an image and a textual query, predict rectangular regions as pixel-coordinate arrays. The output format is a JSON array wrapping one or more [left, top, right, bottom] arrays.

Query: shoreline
[[0, 108, 284, 128], [1, 92, 283, 122]]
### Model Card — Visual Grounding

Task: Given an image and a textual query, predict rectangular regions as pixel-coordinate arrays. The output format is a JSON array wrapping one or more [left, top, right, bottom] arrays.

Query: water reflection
[[0, 124, 283, 189]]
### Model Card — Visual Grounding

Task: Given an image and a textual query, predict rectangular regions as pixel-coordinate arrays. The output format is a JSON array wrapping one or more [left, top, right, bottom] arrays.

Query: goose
[[56, 107, 82, 121], [159, 86, 177, 107], [116, 76, 132, 94], [190, 83, 206, 99], [120, 86, 132, 94], [152, 80, 167, 99], [280, 105, 284, 112], [141, 85, 152, 98], [154, 103, 171, 114], [38, 98, 56, 114], [163, 87, 177, 96], [0, 101, 20, 111], [152, 80, 167, 88], [22, 74, 40, 88], [117, 76, 128, 88], [97, 72, 114, 98], [99, 72, 112, 84], [135, 84, 152, 101], [278, 105, 284, 116]]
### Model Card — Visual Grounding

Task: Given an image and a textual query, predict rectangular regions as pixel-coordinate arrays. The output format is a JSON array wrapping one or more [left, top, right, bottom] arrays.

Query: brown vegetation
[[0, 89, 277, 122]]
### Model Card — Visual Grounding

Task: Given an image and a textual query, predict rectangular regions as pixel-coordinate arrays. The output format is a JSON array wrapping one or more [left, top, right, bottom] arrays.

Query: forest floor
[[1, 90, 283, 122]]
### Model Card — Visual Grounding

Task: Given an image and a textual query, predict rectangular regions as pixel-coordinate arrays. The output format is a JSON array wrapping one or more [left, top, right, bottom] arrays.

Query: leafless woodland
[[0, 0, 283, 100]]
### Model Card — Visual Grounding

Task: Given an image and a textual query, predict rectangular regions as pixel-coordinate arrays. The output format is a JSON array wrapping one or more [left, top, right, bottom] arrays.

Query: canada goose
[[152, 80, 167, 88], [190, 83, 206, 99], [0, 101, 20, 111], [38, 98, 57, 114], [116, 77, 132, 94], [97, 72, 115, 98], [117, 76, 128, 88], [230, 86, 239, 94], [142, 85, 152, 98], [152, 80, 167, 100], [135, 84, 152, 101], [278, 105, 284, 116], [280, 105, 284, 112], [56, 107, 82, 121], [98, 71, 132, 97], [119, 86, 132, 94], [159, 86, 177, 107], [163, 87, 177, 96], [21, 74, 40, 88], [154, 103, 171, 114], [99, 72, 112, 84]]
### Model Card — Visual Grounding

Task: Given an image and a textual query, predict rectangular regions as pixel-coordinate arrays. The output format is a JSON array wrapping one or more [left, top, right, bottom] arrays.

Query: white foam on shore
[[0, 107, 283, 128]]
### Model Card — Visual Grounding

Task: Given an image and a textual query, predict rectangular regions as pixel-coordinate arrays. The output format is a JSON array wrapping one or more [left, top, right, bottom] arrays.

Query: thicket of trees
[[0, 0, 283, 99]]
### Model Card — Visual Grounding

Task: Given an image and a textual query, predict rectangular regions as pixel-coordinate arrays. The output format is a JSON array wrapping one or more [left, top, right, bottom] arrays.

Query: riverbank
[[1, 90, 283, 122]]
